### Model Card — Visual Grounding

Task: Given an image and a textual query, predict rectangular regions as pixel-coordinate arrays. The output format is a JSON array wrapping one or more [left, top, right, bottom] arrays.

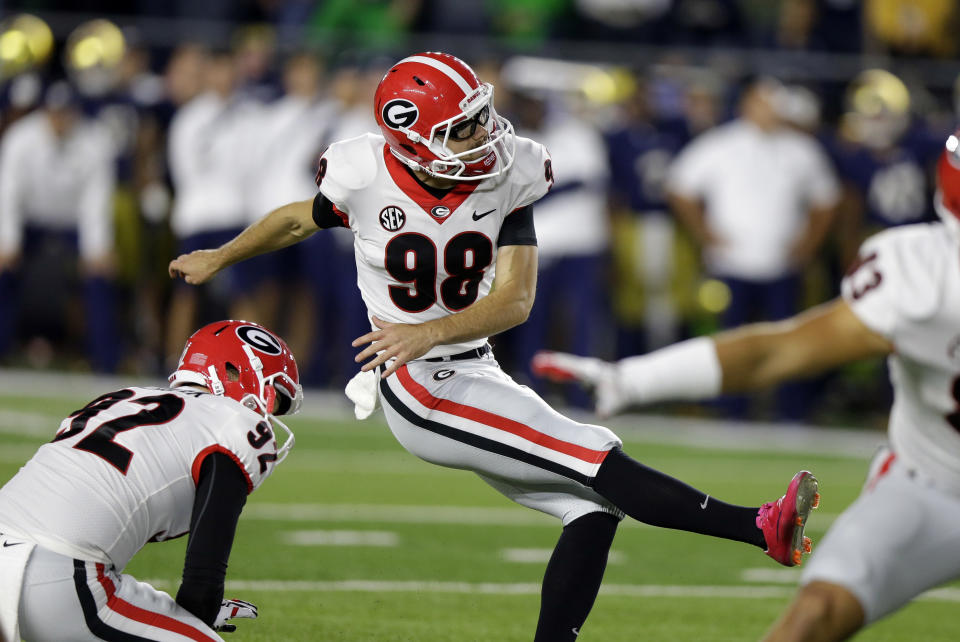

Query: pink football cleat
[[531, 351, 625, 416], [757, 470, 820, 567]]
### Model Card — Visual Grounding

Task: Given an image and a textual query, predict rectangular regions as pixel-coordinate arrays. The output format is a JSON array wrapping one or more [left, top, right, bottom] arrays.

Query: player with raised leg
[[534, 133, 960, 641], [169, 52, 819, 640], [0, 320, 302, 641]]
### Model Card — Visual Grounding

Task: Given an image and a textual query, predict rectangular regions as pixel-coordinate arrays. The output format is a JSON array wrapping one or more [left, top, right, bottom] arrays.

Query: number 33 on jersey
[[841, 223, 960, 495], [315, 132, 552, 326]]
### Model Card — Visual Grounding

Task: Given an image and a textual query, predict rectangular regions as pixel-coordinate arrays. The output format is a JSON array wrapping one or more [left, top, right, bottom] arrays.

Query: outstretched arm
[[713, 298, 892, 393], [534, 298, 893, 415], [353, 244, 538, 378], [168, 199, 316, 284]]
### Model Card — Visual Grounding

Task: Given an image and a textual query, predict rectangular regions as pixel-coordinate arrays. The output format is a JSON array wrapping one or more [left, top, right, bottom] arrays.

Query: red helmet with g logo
[[374, 52, 515, 181], [169, 320, 302, 462]]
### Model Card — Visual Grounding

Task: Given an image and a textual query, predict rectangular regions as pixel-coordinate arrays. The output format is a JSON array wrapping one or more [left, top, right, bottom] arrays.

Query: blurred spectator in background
[[64, 22, 174, 374], [770, 0, 823, 51], [0, 80, 119, 372], [302, 56, 383, 387], [243, 51, 341, 386], [162, 43, 208, 117], [865, 0, 958, 58], [502, 85, 612, 406], [164, 47, 260, 368], [829, 69, 944, 267], [232, 23, 281, 103], [604, 72, 693, 358], [666, 76, 841, 420], [0, 73, 43, 135]]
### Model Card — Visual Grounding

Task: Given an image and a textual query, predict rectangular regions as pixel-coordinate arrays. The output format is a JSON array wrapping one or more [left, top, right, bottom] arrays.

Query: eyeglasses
[[439, 105, 490, 142]]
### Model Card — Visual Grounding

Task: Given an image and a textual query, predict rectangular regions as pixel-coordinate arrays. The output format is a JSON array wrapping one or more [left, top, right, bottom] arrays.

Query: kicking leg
[[762, 581, 864, 642], [592, 448, 818, 565], [535, 511, 619, 642]]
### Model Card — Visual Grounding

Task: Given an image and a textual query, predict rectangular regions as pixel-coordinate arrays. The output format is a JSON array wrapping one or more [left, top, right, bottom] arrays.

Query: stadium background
[[1, 2, 960, 639], [0, 0, 958, 424]]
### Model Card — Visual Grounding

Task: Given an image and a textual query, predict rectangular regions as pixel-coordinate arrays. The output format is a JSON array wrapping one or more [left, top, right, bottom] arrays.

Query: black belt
[[425, 344, 491, 362]]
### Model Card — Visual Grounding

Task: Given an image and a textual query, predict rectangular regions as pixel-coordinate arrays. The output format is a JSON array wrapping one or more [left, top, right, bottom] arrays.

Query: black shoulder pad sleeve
[[312, 192, 347, 229], [497, 204, 537, 247]]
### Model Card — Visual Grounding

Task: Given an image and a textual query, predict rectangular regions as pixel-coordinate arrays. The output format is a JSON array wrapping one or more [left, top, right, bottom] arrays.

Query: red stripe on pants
[[95, 563, 218, 641], [396, 365, 609, 464]]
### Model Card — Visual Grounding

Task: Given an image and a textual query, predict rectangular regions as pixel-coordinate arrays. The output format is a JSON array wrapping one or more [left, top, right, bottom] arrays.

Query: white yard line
[[501, 548, 625, 564], [137, 578, 960, 603], [0, 410, 59, 437], [282, 530, 400, 547]]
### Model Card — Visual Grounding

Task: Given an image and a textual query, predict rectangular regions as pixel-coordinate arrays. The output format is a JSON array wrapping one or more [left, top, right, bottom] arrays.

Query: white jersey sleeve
[[841, 224, 947, 339], [315, 133, 382, 216], [192, 402, 280, 493], [503, 136, 553, 211]]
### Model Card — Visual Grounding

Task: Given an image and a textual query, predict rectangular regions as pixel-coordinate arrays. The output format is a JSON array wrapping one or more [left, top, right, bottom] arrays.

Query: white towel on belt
[[344, 369, 381, 420], [0, 533, 35, 642]]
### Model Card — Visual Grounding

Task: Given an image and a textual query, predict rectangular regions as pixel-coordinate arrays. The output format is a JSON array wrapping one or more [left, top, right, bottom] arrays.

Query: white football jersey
[[316, 133, 552, 359], [842, 223, 960, 494], [0, 386, 279, 570]]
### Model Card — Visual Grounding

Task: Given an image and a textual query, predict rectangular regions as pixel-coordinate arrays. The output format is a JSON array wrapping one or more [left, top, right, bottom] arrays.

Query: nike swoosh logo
[[700, 495, 710, 509], [2, 541, 24, 547], [472, 208, 496, 221], [572, 627, 580, 637]]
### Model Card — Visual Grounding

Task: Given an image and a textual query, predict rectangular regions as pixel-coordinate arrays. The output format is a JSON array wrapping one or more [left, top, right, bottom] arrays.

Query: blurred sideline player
[[830, 69, 943, 266], [533, 133, 960, 641], [499, 83, 612, 408], [241, 51, 340, 384], [0, 80, 120, 372], [170, 52, 819, 641], [164, 49, 261, 369], [0, 320, 302, 641]]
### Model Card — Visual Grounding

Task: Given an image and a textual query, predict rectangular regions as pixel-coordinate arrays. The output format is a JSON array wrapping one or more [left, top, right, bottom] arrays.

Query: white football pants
[[16, 544, 222, 641], [801, 445, 960, 623], [379, 354, 624, 525]]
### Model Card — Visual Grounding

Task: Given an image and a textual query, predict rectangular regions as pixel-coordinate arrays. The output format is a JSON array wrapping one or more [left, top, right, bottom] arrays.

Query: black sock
[[534, 511, 620, 642], [592, 448, 766, 548]]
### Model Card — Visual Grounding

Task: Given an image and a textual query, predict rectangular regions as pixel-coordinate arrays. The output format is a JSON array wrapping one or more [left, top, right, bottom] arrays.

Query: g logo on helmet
[[236, 325, 283, 355], [382, 99, 419, 129]]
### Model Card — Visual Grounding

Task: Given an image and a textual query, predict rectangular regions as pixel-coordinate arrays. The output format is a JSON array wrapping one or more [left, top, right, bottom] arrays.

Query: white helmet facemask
[[236, 344, 300, 465], [393, 83, 516, 181]]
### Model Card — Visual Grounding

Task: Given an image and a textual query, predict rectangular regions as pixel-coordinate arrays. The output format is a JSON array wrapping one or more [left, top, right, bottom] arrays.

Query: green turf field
[[1, 381, 957, 641]]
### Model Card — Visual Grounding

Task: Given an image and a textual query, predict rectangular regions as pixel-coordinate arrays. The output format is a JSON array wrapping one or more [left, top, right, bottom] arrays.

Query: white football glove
[[213, 598, 258, 633]]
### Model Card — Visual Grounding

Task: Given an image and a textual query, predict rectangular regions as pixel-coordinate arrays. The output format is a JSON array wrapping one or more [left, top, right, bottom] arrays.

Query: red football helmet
[[169, 320, 302, 462], [937, 132, 960, 228], [374, 52, 515, 181]]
